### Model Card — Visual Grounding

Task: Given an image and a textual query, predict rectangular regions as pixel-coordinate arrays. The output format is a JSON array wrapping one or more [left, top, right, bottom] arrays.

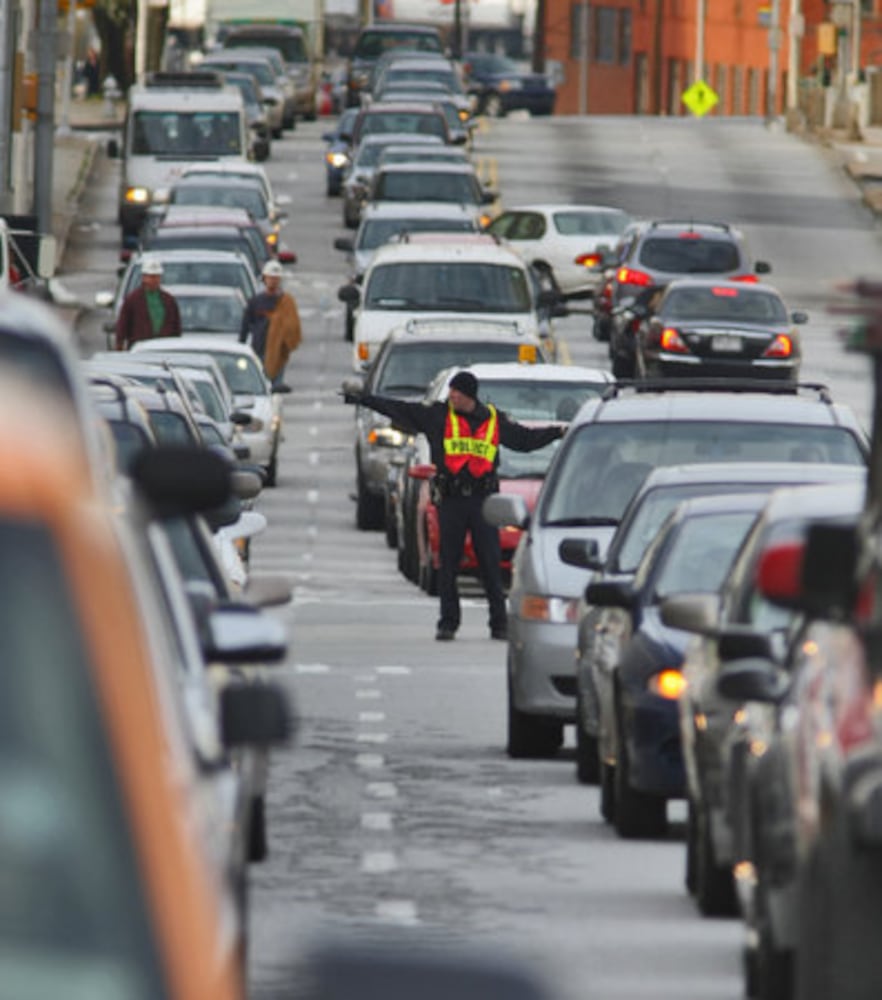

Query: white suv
[[338, 233, 562, 370]]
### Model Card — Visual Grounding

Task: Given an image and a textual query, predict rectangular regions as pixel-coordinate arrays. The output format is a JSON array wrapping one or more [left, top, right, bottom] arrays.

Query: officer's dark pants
[[437, 494, 507, 634]]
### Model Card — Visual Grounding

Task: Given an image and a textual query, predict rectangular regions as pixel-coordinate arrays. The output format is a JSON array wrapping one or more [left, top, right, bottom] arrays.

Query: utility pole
[[767, 0, 781, 120], [0, 2, 14, 212], [136, 0, 148, 79], [786, 0, 803, 115], [34, 0, 57, 236], [577, 0, 589, 115], [694, 0, 706, 82], [58, 0, 78, 135]]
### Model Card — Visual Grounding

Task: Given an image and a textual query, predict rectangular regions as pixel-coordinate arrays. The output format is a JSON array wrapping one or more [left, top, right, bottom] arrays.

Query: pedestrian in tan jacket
[[239, 260, 301, 388]]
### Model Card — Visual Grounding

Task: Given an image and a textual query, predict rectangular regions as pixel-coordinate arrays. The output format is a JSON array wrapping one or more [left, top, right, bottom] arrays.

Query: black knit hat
[[449, 371, 479, 399]]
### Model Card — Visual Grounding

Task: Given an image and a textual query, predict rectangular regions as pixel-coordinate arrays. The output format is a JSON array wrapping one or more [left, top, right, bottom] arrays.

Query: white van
[[115, 71, 249, 245]]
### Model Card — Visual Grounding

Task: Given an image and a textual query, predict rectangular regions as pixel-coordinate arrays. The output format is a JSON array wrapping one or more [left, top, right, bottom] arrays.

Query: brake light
[[678, 232, 701, 239], [763, 334, 793, 358], [660, 327, 689, 353], [711, 287, 738, 297], [575, 252, 604, 268], [731, 274, 759, 283], [617, 266, 653, 287]]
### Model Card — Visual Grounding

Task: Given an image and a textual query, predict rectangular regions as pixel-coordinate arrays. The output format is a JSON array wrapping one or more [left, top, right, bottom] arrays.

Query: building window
[[570, 3, 589, 59], [594, 7, 617, 64], [619, 9, 632, 64]]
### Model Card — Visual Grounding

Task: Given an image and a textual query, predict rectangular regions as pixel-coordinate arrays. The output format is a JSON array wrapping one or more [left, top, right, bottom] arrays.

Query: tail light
[[660, 327, 690, 353], [731, 274, 759, 284], [616, 266, 653, 287], [575, 252, 604, 269], [763, 334, 793, 358]]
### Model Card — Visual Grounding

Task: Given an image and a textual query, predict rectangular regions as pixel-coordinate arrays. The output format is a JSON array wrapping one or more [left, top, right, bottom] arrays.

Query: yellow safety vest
[[443, 403, 499, 477]]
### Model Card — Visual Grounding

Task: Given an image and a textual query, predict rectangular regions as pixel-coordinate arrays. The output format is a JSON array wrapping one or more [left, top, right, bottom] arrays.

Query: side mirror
[[483, 492, 529, 529], [341, 375, 365, 397], [230, 410, 253, 426], [131, 445, 231, 517], [106, 137, 119, 158], [558, 537, 601, 571], [272, 384, 292, 395], [407, 463, 436, 481], [338, 283, 361, 306], [334, 236, 355, 253], [754, 260, 772, 275], [277, 248, 297, 264], [481, 188, 498, 204], [229, 471, 264, 501], [221, 682, 292, 748], [717, 628, 772, 663], [584, 578, 635, 609], [791, 310, 809, 325], [716, 657, 789, 704], [205, 603, 287, 664], [95, 290, 114, 309], [659, 592, 720, 635]]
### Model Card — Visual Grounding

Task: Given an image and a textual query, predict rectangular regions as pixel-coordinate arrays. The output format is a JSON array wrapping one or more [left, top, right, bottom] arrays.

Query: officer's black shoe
[[490, 625, 508, 641], [436, 626, 456, 641]]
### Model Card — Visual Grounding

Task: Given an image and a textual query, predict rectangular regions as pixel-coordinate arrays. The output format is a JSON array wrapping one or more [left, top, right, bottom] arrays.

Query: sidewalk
[[809, 122, 882, 216]]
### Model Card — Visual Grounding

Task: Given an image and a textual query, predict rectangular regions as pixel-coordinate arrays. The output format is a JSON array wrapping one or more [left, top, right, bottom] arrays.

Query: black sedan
[[633, 279, 806, 381], [461, 52, 555, 118]]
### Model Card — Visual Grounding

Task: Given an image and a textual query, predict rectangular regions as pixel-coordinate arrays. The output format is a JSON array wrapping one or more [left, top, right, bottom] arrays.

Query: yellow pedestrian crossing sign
[[682, 79, 719, 117]]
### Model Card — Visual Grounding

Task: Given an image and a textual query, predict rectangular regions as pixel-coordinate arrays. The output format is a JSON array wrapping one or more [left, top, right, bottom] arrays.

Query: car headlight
[[125, 186, 150, 205], [326, 151, 349, 168], [647, 669, 686, 700], [368, 426, 405, 448], [499, 79, 523, 93], [518, 595, 580, 624]]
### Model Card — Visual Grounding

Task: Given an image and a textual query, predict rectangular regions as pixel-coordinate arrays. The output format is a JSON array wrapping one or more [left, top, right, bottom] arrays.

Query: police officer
[[344, 370, 564, 641]]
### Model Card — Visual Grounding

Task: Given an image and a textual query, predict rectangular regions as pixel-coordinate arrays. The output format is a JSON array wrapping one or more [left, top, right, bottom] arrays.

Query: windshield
[[365, 262, 531, 312], [176, 294, 243, 334], [651, 512, 759, 599], [553, 210, 630, 236], [191, 381, 227, 421], [661, 286, 788, 323], [144, 233, 261, 273], [541, 421, 866, 525], [498, 440, 560, 479], [479, 380, 606, 421], [615, 484, 768, 573], [355, 32, 443, 58], [125, 260, 252, 301], [225, 34, 307, 63], [130, 111, 242, 157], [361, 113, 447, 142], [172, 185, 268, 220], [148, 410, 196, 445], [374, 171, 479, 204], [380, 149, 466, 166], [385, 68, 461, 93], [0, 519, 164, 997], [376, 342, 532, 394], [205, 59, 275, 87], [468, 53, 519, 74], [357, 217, 474, 250], [638, 237, 741, 274], [210, 353, 267, 395]]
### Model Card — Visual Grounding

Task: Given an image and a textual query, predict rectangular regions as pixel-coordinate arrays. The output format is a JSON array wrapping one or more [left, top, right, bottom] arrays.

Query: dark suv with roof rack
[[608, 220, 772, 378]]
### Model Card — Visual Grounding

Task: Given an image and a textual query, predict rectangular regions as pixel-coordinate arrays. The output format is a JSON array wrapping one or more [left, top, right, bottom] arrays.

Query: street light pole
[[694, 0, 706, 82], [135, 0, 148, 80], [578, 0, 589, 114], [786, 0, 803, 115], [34, 0, 57, 236], [768, 0, 781, 120]]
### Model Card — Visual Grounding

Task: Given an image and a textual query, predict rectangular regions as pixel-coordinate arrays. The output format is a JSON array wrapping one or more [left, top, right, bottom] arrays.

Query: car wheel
[[506, 668, 563, 759], [384, 491, 398, 549], [327, 178, 341, 197], [272, 127, 283, 139], [344, 204, 359, 229], [344, 305, 354, 342], [356, 469, 384, 530], [613, 701, 667, 838], [265, 449, 278, 488], [248, 794, 267, 863], [420, 556, 438, 596], [574, 692, 599, 784], [685, 799, 698, 895], [592, 314, 610, 342], [600, 761, 616, 822], [694, 801, 737, 915], [611, 351, 636, 380], [755, 882, 793, 1000], [484, 92, 504, 118]]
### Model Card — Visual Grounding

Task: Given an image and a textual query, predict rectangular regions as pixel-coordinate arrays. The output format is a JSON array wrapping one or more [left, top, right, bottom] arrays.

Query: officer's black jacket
[[360, 393, 563, 480]]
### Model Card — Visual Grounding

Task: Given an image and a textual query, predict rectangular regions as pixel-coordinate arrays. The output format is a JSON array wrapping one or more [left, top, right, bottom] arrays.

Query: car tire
[[592, 315, 610, 342], [600, 761, 616, 822], [694, 801, 737, 916], [574, 693, 599, 784], [506, 669, 563, 759], [265, 448, 278, 488], [384, 491, 398, 549], [248, 794, 268, 863], [419, 547, 438, 596], [685, 799, 698, 895], [613, 702, 667, 838], [611, 351, 636, 380], [272, 127, 283, 139], [327, 178, 341, 197], [755, 883, 793, 1000], [344, 305, 354, 342], [484, 93, 504, 118], [356, 469, 384, 530]]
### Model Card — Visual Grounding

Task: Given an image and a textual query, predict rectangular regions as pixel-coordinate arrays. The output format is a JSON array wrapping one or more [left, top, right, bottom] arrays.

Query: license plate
[[711, 335, 742, 353]]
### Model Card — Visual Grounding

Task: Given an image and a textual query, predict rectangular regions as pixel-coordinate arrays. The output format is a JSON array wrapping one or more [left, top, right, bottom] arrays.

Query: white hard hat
[[262, 260, 283, 278], [141, 255, 163, 276]]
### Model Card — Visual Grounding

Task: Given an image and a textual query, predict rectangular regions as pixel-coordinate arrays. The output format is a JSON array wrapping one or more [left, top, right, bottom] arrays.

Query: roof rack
[[648, 220, 732, 233], [600, 378, 833, 403], [144, 71, 225, 90], [402, 317, 523, 337]]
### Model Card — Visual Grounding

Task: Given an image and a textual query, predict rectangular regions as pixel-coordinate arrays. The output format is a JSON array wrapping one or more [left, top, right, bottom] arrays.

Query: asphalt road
[[61, 112, 882, 1000]]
